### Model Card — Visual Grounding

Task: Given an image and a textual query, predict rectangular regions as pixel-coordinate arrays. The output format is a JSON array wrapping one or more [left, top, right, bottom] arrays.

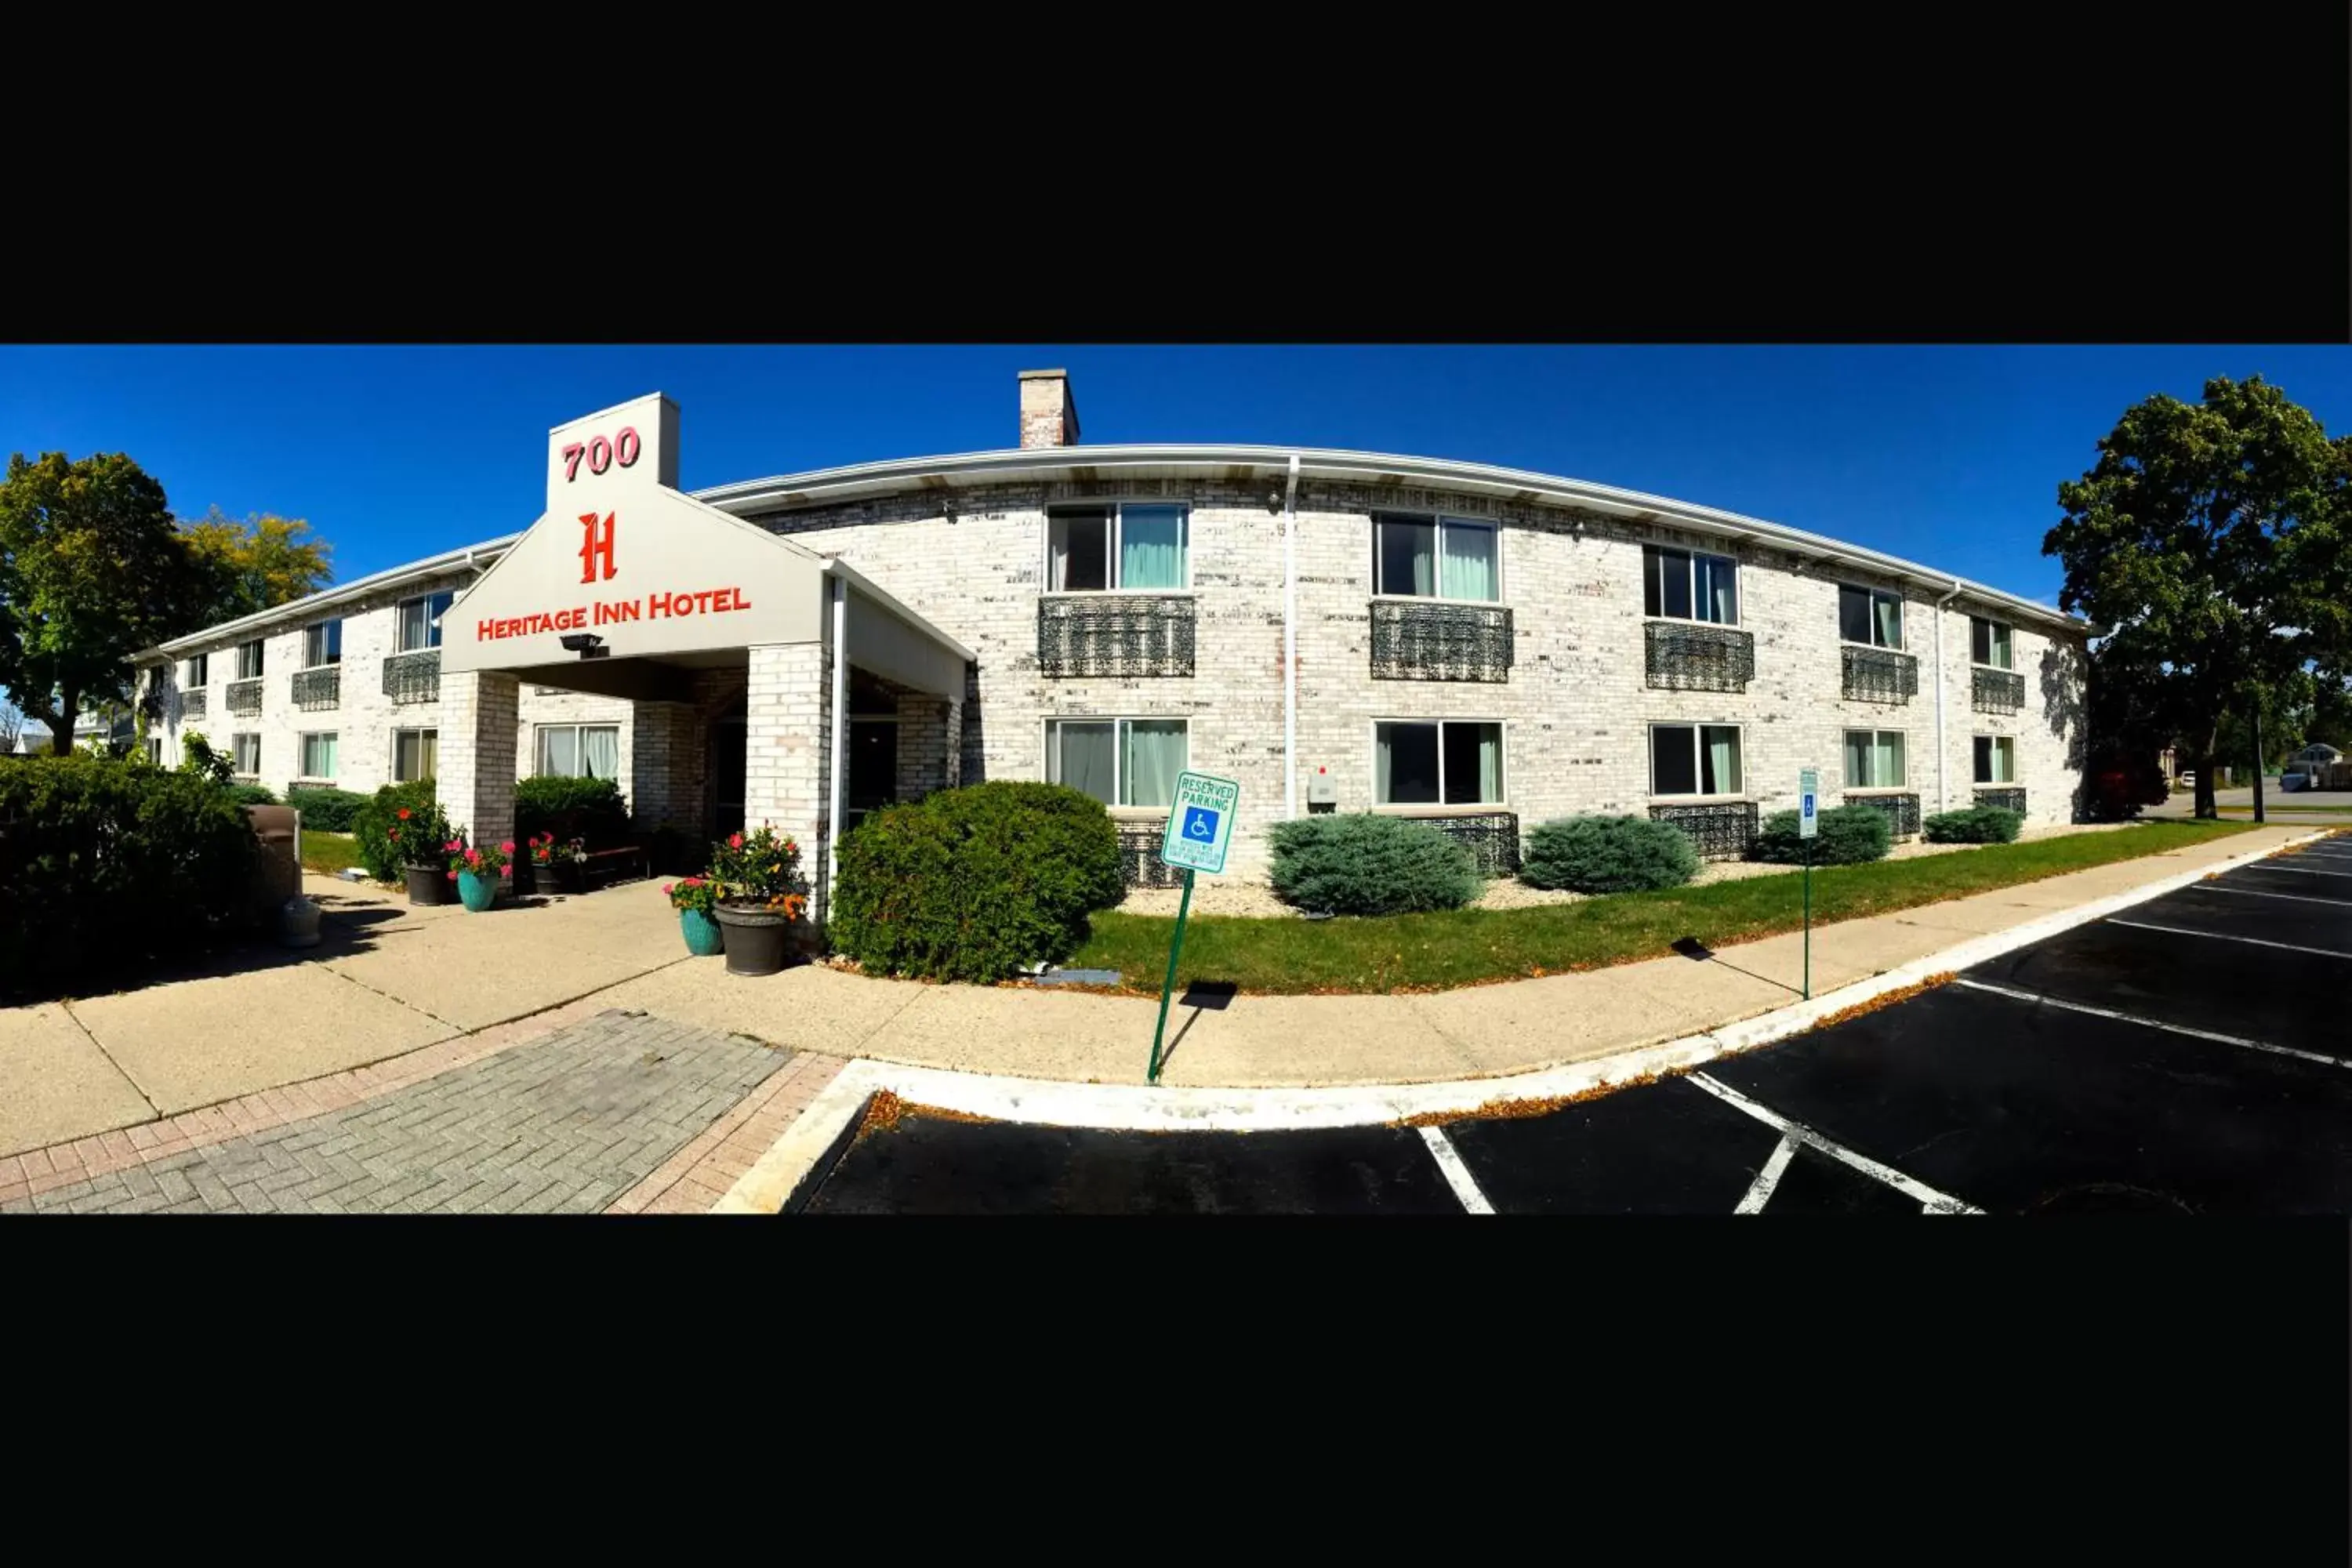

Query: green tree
[[0, 452, 217, 755], [179, 506, 332, 621], [2048, 376, 2352, 818]]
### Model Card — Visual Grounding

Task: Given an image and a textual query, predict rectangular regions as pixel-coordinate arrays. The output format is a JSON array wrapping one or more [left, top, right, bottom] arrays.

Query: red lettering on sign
[[578, 511, 616, 584]]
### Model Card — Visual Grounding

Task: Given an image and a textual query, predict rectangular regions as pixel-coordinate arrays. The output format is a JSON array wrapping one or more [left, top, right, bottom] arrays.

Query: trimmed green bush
[[1521, 814, 1700, 894], [516, 774, 630, 848], [1751, 804, 1892, 866], [1923, 805, 2026, 844], [286, 786, 367, 833], [829, 781, 1125, 982], [224, 782, 278, 808], [0, 753, 259, 1000], [1267, 812, 1481, 915], [351, 779, 445, 881]]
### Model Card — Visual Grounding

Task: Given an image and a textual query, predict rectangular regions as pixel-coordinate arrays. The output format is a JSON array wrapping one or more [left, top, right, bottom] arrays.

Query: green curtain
[[1994, 739, 2014, 782], [1119, 506, 1185, 590], [1054, 722, 1116, 804], [1375, 726, 1394, 802], [1878, 731, 1904, 786], [1477, 724, 1501, 800], [1703, 727, 1740, 794], [1122, 720, 1186, 807], [1697, 554, 1738, 623], [1440, 524, 1497, 601], [1844, 731, 1871, 787], [1875, 594, 1904, 648]]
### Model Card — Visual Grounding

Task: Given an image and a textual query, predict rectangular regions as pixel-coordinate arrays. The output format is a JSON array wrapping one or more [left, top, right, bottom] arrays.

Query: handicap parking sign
[[1161, 771, 1240, 874]]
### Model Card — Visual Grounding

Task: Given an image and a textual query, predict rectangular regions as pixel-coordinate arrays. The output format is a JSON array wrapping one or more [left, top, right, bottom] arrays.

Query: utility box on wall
[[1306, 767, 1338, 812]]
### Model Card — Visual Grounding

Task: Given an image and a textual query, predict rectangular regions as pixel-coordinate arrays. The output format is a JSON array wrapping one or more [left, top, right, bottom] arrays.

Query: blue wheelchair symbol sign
[[1802, 793, 1816, 815], [1183, 807, 1221, 843]]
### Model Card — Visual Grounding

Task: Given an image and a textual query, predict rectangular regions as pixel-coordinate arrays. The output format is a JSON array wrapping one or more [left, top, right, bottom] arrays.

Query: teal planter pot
[[680, 907, 725, 956], [456, 869, 500, 913]]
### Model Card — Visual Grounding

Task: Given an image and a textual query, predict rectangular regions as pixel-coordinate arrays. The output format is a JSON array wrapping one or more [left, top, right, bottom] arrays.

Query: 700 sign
[[561, 426, 643, 482]]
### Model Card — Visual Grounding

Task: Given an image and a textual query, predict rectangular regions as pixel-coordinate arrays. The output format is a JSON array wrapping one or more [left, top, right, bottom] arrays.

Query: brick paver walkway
[[2, 1011, 792, 1214]]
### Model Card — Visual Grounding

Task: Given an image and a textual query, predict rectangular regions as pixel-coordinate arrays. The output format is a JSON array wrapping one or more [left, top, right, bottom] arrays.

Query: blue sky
[[6, 344, 2352, 604]]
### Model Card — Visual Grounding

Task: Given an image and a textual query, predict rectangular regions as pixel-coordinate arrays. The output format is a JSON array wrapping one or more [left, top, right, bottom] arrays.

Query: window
[[1843, 729, 1907, 789], [1374, 514, 1501, 601], [1046, 504, 1189, 592], [184, 653, 209, 688], [299, 731, 338, 780], [1973, 735, 2016, 785], [1643, 546, 1739, 625], [393, 728, 438, 783], [235, 639, 264, 679], [397, 591, 454, 652], [1650, 724, 1744, 797], [535, 723, 619, 779], [1373, 720, 1505, 805], [1838, 585, 1904, 648], [144, 737, 163, 765], [303, 619, 343, 669], [230, 732, 261, 776], [1970, 616, 2013, 670], [1046, 717, 1189, 808]]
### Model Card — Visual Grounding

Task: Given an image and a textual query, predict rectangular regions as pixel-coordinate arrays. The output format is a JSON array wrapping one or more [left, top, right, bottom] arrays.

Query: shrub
[[829, 781, 1125, 982], [1521, 814, 1700, 894], [0, 753, 260, 1000], [224, 782, 278, 808], [285, 786, 367, 833], [1751, 804, 1892, 866], [516, 774, 630, 848], [1267, 812, 1480, 915], [1922, 805, 2025, 844], [350, 780, 446, 881]]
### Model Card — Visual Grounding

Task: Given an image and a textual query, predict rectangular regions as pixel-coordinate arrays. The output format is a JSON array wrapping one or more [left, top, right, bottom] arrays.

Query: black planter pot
[[404, 865, 452, 906], [713, 903, 795, 977]]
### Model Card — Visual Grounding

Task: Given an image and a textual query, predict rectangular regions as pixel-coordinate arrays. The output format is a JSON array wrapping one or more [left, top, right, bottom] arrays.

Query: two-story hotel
[[132, 371, 2089, 916]]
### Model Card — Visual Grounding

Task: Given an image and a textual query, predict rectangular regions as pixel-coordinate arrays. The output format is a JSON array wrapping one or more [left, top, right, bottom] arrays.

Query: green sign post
[[1798, 767, 1819, 1000], [1148, 771, 1239, 1083]]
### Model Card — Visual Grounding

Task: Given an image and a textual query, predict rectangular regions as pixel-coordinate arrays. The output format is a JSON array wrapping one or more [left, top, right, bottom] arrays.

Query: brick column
[[743, 641, 831, 924], [437, 670, 520, 852], [629, 701, 703, 833], [942, 693, 963, 796], [895, 694, 948, 800]]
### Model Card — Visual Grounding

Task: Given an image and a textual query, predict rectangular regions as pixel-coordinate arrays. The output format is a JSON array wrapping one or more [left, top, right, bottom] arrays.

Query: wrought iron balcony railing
[[1649, 800, 1759, 860], [225, 679, 263, 717], [179, 688, 206, 721], [1116, 819, 1183, 888], [1368, 601, 1514, 683], [1842, 645, 1918, 704], [1399, 811, 1521, 876], [1846, 791, 1922, 838], [1644, 621, 1755, 694], [1972, 667, 2024, 715], [292, 666, 340, 711], [383, 649, 442, 705], [1037, 594, 1196, 679], [1974, 787, 2027, 815]]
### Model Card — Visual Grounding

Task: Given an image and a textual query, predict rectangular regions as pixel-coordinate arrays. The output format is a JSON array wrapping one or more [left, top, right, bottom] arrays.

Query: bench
[[581, 844, 652, 888]]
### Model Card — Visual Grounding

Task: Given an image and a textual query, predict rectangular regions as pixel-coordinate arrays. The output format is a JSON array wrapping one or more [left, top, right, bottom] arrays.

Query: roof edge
[[135, 535, 521, 662]]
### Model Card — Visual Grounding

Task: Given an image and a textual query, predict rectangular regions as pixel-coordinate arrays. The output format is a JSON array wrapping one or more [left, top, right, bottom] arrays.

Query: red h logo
[[578, 510, 616, 583]]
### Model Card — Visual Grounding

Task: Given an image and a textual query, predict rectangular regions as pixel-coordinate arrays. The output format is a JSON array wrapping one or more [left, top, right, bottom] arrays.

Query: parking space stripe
[[2199, 884, 2352, 907], [1416, 1126, 1496, 1215], [1733, 1135, 1798, 1214], [2107, 918, 2352, 960], [1686, 1073, 1983, 1214], [2242, 864, 2352, 879], [1954, 978, 2349, 1070]]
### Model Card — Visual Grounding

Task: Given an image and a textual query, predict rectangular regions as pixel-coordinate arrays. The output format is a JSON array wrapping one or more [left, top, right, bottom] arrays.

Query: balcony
[[1116, 819, 1183, 888], [292, 666, 340, 711], [180, 688, 206, 721], [383, 649, 441, 705], [1037, 594, 1195, 679], [1975, 787, 2027, 815], [1368, 601, 1514, 683], [1846, 791, 1922, 839], [1644, 622, 1755, 694], [225, 679, 263, 717], [1399, 811, 1522, 876], [1649, 800, 1759, 860], [1972, 667, 2024, 715], [1841, 646, 1918, 705]]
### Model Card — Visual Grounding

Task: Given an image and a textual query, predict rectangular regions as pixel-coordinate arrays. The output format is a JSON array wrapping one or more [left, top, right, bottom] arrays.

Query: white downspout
[[1283, 453, 1301, 818], [1934, 578, 1963, 812], [826, 575, 849, 918]]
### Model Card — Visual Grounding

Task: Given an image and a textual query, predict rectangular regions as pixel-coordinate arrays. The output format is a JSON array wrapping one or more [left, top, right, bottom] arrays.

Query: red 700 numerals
[[561, 426, 642, 482]]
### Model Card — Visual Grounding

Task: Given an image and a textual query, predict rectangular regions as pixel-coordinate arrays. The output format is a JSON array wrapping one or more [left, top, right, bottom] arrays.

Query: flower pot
[[456, 869, 501, 913], [405, 865, 452, 906], [713, 902, 795, 976], [531, 859, 585, 896], [679, 907, 725, 957]]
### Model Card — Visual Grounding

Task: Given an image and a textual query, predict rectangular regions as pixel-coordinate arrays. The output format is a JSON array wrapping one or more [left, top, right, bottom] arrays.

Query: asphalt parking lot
[[797, 834, 2352, 1215]]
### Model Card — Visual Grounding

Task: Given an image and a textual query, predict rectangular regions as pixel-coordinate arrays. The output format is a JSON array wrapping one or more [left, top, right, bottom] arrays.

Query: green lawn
[[2216, 803, 2352, 815], [299, 831, 368, 879], [1070, 820, 2265, 996]]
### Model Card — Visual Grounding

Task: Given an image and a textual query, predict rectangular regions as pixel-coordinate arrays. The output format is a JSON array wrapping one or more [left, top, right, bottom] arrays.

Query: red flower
[[387, 828, 399, 840], [396, 808, 411, 821], [445, 869, 457, 880], [499, 840, 515, 855], [729, 833, 744, 849], [498, 864, 511, 877]]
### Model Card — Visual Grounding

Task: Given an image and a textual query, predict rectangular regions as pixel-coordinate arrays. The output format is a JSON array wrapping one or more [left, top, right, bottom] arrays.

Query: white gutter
[[826, 575, 850, 920], [1283, 453, 1301, 818], [1934, 578, 1963, 812]]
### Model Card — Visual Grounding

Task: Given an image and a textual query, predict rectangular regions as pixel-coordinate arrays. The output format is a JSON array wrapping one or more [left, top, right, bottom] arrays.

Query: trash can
[[245, 804, 303, 920]]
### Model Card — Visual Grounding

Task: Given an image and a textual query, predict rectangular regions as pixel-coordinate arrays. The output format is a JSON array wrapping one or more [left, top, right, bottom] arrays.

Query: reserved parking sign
[[1161, 771, 1240, 874]]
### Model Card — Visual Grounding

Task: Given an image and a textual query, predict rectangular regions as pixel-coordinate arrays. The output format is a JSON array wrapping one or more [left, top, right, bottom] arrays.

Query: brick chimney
[[1018, 368, 1080, 449]]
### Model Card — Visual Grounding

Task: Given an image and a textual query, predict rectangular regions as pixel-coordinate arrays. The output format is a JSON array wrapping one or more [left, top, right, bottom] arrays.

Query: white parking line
[[1733, 1134, 1798, 1214], [1417, 1125, 1496, 1214], [2242, 863, 2352, 879], [2197, 884, 2352, 907], [1686, 1073, 1983, 1214], [1954, 978, 2350, 1069], [2106, 918, 2352, 960]]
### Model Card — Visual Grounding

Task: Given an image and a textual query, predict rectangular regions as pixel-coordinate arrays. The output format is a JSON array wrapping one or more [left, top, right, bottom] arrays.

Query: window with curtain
[[1643, 546, 1739, 625], [1374, 516, 1500, 602], [236, 640, 264, 678], [1842, 729, 1907, 789], [397, 592, 454, 652], [299, 731, 338, 779], [1838, 586, 1904, 648], [303, 620, 343, 668], [1650, 724, 1744, 797], [231, 733, 261, 775], [1047, 717, 1189, 808], [1973, 735, 2015, 784], [394, 728, 438, 783], [535, 724, 619, 779], [185, 653, 209, 688], [1047, 504, 1189, 591], [1970, 616, 2013, 670], [1374, 720, 1504, 805]]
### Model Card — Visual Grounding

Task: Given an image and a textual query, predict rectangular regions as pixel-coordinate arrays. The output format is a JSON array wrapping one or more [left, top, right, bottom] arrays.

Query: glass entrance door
[[710, 718, 746, 839], [845, 719, 898, 830]]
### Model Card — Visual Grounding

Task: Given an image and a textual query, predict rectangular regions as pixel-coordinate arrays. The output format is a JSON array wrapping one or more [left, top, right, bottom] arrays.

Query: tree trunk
[[49, 687, 78, 756], [2193, 722, 2219, 818]]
